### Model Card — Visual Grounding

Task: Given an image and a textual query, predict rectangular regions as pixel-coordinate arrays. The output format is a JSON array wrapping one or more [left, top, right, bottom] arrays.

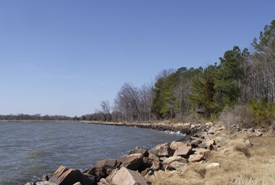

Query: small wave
[[27, 150, 52, 158], [31, 164, 46, 170], [163, 130, 186, 136]]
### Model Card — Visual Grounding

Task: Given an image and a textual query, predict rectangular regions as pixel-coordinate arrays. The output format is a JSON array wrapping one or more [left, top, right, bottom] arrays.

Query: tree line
[[83, 20, 275, 126], [0, 114, 72, 121]]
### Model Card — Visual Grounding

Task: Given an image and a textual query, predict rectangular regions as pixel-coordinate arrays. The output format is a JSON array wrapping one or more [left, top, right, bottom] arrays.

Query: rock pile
[[27, 124, 221, 185]]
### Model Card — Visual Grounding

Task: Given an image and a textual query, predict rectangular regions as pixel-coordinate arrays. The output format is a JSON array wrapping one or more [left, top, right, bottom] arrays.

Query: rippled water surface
[[0, 122, 183, 185]]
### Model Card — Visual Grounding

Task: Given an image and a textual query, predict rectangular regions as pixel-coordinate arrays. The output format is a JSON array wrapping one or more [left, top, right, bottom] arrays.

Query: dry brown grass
[[148, 135, 275, 185]]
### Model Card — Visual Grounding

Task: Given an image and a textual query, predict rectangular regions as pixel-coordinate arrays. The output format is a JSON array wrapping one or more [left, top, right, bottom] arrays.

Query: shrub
[[250, 100, 275, 126], [219, 105, 254, 130]]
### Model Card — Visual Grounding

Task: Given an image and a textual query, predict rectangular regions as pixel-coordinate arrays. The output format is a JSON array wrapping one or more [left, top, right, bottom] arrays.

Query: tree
[[189, 65, 216, 117], [100, 100, 112, 121], [214, 46, 245, 110]]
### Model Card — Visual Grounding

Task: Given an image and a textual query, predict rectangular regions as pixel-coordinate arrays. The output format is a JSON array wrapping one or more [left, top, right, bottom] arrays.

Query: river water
[[0, 122, 183, 185]]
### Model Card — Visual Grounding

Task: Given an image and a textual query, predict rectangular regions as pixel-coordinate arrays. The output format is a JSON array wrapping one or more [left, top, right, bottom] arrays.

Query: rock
[[85, 167, 106, 182], [205, 122, 213, 127], [188, 154, 204, 162], [198, 143, 208, 149], [170, 141, 187, 150], [96, 159, 120, 169], [198, 140, 215, 150], [183, 122, 191, 128], [256, 131, 263, 137], [149, 143, 173, 157], [163, 156, 187, 171], [190, 139, 202, 147], [128, 147, 149, 157], [98, 178, 110, 185], [208, 126, 217, 133], [35, 182, 58, 185], [193, 148, 210, 157], [72, 183, 82, 185], [163, 156, 187, 165], [49, 166, 96, 185], [119, 153, 144, 170], [150, 160, 161, 170], [148, 152, 159, 161], [41, 173, 52, 181], [205, 163, 220, 169], [167, 161, 186, 171], [190, 124, 196, 129], [110, 167, 149, 185], [140, 168, 154, 176], [247, 127, 255, 133], [245, 139, 252, 147], [173, 145, 192, 158]]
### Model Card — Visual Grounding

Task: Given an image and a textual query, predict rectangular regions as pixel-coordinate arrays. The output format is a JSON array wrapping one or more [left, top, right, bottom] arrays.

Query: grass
[[147, 134, 275, 185]]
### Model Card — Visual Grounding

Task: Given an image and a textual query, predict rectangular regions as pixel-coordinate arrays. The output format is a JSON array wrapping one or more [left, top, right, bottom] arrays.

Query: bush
[[219, 105, 254, 130], [250, 100, 275, 126]]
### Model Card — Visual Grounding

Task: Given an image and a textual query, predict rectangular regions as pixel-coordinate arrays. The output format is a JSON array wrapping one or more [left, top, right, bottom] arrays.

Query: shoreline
[[80, 120, 206, 136], [17, 120, 275, 185]]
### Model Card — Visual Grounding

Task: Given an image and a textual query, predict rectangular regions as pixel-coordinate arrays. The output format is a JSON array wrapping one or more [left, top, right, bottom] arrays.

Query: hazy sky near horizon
[[0, 1, 274, 116]]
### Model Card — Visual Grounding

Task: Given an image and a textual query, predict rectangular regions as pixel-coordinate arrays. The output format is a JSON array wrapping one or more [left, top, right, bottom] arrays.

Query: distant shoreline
[[0, 119, 204, 135], [0, 120, 77, 123]]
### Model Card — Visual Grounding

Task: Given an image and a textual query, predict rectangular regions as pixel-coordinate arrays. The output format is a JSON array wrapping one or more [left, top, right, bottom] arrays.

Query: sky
[[0, 1, 274, 117]]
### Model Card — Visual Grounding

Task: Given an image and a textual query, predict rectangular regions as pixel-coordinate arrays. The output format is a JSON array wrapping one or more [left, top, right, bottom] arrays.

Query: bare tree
[[100, 100, 112, 121]]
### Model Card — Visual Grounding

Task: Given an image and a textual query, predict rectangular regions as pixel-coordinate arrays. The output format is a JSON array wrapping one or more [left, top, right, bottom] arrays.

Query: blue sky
[[0, 1, 274, 116]]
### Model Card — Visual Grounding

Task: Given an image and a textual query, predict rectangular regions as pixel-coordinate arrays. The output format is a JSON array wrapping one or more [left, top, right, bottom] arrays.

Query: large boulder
[[149, 143, 173, 157], [95, 159, 120, 169], [173, 145, 192, 158], [85, 159, 121, 181], [110, 167, 149, 185], [188, 154, 204, 163], [49, 166, 95, 185], [170, 141, 186, 150], [128, 147, 149, 157], [162, 156, 187, 171], [119, 153, 144, 171]]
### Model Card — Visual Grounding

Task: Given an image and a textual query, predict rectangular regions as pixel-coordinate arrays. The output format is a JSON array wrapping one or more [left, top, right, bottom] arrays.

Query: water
[[0, 122, 183, 185]]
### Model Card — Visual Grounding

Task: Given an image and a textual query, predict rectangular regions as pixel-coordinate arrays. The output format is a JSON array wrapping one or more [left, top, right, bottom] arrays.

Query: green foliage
[[189, 65, 216, 117], [130, 19, 275, 122], [253, 20, 275, 51], [214, 46, 245, 109], [250, 100, 275, 126]]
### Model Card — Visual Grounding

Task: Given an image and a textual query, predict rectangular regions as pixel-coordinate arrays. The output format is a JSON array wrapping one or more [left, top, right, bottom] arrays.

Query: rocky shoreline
[[25, 121, 269, 185]]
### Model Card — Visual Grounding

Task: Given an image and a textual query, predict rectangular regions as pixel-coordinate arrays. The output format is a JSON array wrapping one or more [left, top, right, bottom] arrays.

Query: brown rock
[[167, 161, 186, 171], [97, 178, 110, 185], [188, 154, 204, 162], [193, 148, 210, 157], [49, 166, 95, 185], [148, 152, 159, 161], [128, 147, 149, 157], [190, 139, 202, 147], [173, 145, 192, 157], [163, 156, 187, 165], [119, 153, 144, 170], [170, 141, 187, 150], [111, 167, 149, 185], [149, 143, 173, 157], [151, 160, 161, 170], [85, 167, 106, 181], [95, 159, 120, 169]]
